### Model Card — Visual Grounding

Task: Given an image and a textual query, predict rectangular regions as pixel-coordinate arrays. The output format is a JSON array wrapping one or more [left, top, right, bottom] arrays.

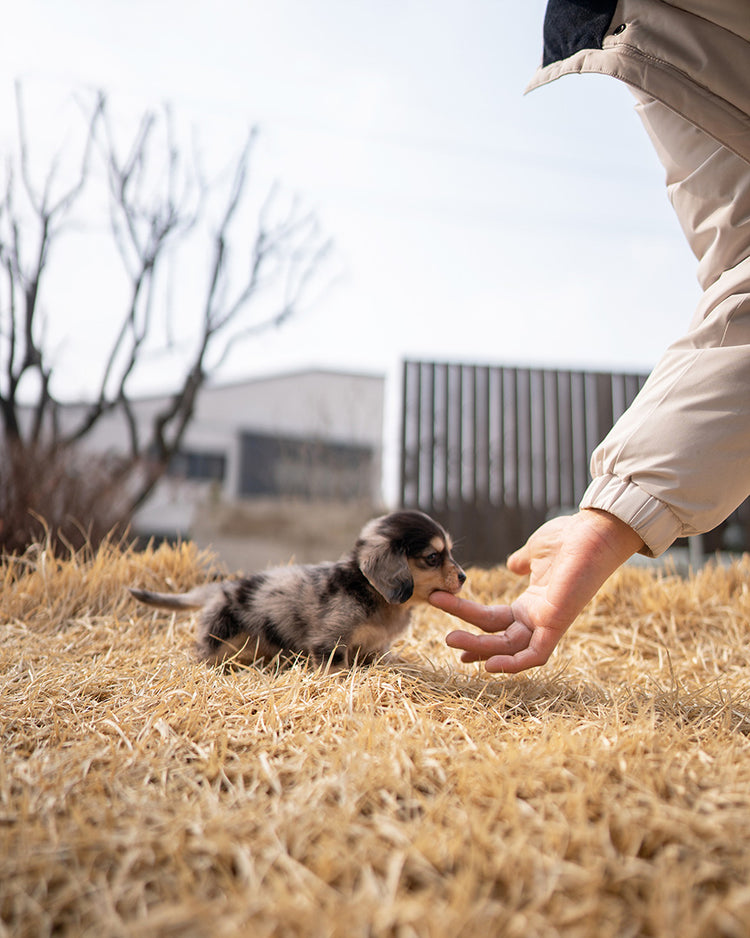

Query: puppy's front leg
[[347, 645, 404, 667]]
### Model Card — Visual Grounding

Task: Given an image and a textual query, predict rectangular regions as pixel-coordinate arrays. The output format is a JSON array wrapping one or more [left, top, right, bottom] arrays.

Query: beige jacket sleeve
[[580, 95, 750, 557], [581, 291, 750, 556]]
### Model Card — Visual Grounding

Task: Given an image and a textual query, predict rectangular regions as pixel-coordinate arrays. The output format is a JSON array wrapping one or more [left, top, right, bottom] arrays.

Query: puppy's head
[[356, 510, 466, 605]]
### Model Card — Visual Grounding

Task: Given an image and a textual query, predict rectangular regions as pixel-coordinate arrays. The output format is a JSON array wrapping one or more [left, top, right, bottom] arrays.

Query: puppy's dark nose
[[457, 569, 467, 585]]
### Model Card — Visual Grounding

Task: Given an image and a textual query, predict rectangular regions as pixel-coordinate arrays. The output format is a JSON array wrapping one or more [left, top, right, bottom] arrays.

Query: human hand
[[429, 509, 644, 673]]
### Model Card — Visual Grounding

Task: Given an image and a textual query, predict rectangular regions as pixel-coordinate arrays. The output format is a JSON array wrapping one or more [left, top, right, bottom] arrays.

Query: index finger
[[428, 592, 515, 633]]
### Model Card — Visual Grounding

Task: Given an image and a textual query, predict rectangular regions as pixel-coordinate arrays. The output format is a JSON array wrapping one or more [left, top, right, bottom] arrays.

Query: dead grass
[[3, 540, 750, 937]]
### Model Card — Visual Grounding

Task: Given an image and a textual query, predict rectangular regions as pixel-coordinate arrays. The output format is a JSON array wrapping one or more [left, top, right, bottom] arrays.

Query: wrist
[[581, 508, 645, 561]]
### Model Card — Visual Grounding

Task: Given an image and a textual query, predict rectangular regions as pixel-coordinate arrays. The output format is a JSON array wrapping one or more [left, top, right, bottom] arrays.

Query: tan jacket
[[527, 1, 750, 165], [528, 0, 750, 556]]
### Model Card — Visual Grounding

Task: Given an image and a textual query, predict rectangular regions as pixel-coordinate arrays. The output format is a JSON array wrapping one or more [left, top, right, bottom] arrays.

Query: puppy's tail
[[129, 584, 220, 612]]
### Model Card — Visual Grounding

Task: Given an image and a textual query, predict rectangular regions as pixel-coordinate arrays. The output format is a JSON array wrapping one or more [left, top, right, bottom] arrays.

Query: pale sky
[[2, 0, 700, 404]]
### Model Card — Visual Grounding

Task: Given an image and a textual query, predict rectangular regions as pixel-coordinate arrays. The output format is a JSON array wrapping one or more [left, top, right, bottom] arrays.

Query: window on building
[[167, 449, 227, 483], [239, 432, 373, 499]]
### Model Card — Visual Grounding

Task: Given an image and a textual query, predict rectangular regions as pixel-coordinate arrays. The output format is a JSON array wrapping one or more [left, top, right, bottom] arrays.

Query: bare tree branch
[[63, 99, 204, 446], [0, 85, 103, 446], [0, 83, 333, 548]]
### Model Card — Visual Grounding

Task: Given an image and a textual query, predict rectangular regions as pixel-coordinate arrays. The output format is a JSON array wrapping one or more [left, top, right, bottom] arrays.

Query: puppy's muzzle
[[444, 563, 467, 595]]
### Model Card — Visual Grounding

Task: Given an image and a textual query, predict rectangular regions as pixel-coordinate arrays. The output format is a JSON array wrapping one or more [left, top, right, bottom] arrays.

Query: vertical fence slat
[[595, 372, 614, 447], [557, 370, 574, 510], [422, 362, 435, 509], [489, 365, 503, 505], [504, 366, 518, 508], [517, 368, 532, 507], [474, 366, 490, 504], [530, 369, 547, 509], [447, 364, 460, 508], [544, 369, 559, 511], [437, 362, 449, 508], [456, 364, 465, 505], [399, 360, 414, 507]]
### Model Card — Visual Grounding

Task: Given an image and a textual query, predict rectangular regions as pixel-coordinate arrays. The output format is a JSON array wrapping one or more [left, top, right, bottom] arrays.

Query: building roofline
[[53, 365, 386, 408], [205, 366, 386, 392]]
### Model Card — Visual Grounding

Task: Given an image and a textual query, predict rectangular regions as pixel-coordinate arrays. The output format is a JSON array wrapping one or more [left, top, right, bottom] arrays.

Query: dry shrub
[[3, 541, 750, 937], [0, 441, 133, 555]]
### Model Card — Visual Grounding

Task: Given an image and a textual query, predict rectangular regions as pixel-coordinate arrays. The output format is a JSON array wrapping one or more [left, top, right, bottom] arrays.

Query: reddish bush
[[0, 441, 133, 555]]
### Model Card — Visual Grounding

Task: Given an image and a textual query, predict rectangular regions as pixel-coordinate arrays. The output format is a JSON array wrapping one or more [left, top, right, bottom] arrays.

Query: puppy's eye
[[423, 552, 441, 567]]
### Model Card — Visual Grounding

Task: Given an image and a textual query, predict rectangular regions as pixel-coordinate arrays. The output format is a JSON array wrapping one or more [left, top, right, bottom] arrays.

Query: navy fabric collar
[[542, 0, 619, 67]]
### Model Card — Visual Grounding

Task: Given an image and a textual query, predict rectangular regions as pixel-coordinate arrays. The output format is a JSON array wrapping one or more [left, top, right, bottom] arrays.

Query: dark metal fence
[[399, 359, 652, 565]]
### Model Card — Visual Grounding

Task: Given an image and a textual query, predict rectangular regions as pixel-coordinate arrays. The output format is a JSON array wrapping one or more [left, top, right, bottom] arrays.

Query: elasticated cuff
[[580, 474, 684, 558]]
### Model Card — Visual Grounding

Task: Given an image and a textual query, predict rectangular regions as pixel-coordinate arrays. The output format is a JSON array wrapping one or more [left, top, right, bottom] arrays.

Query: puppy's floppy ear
[[358, 533, 413, 604]]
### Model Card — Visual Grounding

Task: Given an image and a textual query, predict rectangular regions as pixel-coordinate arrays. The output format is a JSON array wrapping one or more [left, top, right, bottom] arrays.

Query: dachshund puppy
[[130, 509, 466, 669]]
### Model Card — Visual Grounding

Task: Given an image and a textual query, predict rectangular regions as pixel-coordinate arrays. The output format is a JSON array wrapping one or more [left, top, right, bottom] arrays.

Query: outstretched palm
[[430, 510, 644, 673]]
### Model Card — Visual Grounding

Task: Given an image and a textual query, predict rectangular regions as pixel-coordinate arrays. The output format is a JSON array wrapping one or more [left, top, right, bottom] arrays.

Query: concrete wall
[[189, 497, 383, 573], [48, 368, 385, 542]]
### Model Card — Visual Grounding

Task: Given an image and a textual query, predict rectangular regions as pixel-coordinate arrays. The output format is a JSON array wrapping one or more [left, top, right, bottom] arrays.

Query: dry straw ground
[[3, 538, 750, 938]]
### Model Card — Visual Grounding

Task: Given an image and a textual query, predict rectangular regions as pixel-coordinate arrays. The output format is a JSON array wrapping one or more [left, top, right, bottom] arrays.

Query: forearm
[[583, 275, 750, 557]]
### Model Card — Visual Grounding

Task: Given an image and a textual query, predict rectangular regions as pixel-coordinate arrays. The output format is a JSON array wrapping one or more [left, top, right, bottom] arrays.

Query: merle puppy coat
[[130, 510, 466, 668]]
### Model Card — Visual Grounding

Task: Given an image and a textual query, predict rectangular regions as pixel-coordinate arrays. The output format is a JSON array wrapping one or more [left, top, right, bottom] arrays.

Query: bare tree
[[0, 85, 332, 553]]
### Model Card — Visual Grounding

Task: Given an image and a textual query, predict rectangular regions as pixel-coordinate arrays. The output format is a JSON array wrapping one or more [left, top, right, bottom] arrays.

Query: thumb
[[507, 543, 531, 575]]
